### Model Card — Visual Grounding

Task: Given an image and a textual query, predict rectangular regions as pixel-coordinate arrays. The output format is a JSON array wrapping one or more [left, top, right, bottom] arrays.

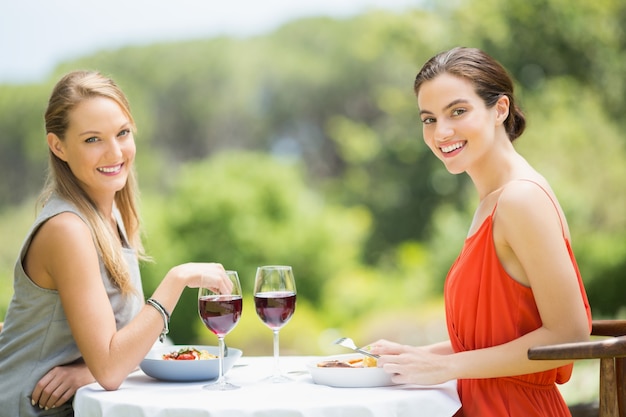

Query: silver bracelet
[[146, 298, 170, 343]]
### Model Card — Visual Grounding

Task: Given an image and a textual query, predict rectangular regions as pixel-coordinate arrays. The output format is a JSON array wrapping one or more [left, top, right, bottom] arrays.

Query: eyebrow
[[78, 130, 100, 137], [419, 98, 469, 116], [78, 122, 131, 137]]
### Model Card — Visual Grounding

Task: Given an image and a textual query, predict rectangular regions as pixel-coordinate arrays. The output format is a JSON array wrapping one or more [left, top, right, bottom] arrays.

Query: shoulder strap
[[494, 179, 567, 238]]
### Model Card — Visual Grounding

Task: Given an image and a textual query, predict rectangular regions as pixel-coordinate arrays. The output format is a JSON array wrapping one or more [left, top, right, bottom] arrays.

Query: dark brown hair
[[414, 47, 526, 141]]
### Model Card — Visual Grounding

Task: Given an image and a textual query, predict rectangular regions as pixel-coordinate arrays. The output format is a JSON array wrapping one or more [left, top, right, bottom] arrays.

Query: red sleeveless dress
[[444, 182, 592, 417]]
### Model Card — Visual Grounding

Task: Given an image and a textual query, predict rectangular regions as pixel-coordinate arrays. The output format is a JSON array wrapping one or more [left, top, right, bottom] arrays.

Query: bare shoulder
[[495, 179, 566, 238], [499, 179, 558, 211], [36, 211, 99, 262], [37, 211, 93, 245], [26, 211, 98, 288]]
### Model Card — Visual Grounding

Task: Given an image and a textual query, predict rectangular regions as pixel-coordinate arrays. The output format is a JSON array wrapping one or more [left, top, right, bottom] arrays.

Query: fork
[[333, 337, 380, 359]]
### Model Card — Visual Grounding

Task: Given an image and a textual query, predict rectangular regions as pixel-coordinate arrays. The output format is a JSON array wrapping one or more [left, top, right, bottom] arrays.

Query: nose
[[434, 120, 454, 142], [106, 138, 123, 159]]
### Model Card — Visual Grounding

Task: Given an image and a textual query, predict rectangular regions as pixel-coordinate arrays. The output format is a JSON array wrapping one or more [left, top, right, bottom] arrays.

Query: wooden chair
[[528, 320, 626, 417]]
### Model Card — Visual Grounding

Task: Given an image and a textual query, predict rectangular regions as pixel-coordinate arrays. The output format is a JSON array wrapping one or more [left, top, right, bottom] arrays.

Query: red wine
[[254, 291, 296, 330], [199, 295, 242, 336]]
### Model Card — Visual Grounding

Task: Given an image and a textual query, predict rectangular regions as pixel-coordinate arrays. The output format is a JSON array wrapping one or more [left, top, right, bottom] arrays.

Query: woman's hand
[[31, 359, 94, 410], [370, 339, 453, 386], [169, 262, 233, 294]]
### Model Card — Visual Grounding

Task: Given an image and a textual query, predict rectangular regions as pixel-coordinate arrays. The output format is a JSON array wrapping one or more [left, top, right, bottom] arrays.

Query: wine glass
[[198, 270, 243, 390], [253, 265, 297, 383]]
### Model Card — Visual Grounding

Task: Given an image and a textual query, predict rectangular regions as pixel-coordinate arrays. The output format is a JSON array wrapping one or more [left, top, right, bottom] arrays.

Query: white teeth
[[441, 142, 464, 153], [98, 165, 121, 173]]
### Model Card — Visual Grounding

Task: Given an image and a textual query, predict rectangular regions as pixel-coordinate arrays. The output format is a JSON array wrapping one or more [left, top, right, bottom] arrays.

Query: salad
[[162, 347, 217, 360]]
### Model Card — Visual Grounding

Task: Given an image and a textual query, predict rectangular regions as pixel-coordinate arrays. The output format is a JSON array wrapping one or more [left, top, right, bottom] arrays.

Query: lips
[[97, 164, 123, 174], [440, 141, 466, 154]]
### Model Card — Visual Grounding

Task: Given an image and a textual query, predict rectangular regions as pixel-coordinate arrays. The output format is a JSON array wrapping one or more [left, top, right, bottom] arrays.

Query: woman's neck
[[468, 141, 526, 200]]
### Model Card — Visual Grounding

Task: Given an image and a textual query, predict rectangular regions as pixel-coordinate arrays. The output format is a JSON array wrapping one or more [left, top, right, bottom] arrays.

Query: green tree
[[139, 151, 370, 343], [0, 84, 49, 204], [1, 3, 625, 333], [450, 0, 626, 120]]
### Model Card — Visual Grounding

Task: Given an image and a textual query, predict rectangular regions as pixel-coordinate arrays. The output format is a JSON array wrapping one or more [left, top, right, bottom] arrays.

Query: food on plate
[[317, 356, 378, 368], [162, 347, 217, 360], [317, 360, 354, 368], [362, 355, 377, 368]]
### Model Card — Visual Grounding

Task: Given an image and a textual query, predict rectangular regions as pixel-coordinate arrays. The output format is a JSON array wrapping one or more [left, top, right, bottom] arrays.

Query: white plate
[[140, 345, 242, 382], [306, 354, 395, 388]]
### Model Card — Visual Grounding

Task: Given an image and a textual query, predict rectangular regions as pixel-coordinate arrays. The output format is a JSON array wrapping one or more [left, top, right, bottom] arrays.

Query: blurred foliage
[[1, 0, 626, 369], [452, 0, 626, 117], [0, 199, 38, 320], [139, 151, 370, 343]]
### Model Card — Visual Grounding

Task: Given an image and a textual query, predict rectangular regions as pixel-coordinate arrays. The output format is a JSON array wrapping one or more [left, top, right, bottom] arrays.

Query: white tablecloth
[[74, 356, 461, 417]]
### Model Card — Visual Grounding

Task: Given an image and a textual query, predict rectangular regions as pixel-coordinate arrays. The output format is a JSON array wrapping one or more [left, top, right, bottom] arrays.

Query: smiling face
[[47, 96, 136, 208], [417, 73, 509, 175]]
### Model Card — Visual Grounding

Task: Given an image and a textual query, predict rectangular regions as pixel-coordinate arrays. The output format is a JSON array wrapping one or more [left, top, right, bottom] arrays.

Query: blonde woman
[[0, 71, 232, 416]]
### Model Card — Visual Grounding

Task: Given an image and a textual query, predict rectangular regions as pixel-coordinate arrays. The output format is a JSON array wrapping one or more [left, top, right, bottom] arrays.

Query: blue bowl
[[140, 345, 242, 382]]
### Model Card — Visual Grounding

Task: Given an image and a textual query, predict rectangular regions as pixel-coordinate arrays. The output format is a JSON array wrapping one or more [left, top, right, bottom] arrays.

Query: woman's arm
[[26, 212, 230, 391], [373, 328, 580, 386], [425, 340, 454, 355], [31, 359, 94, 410]]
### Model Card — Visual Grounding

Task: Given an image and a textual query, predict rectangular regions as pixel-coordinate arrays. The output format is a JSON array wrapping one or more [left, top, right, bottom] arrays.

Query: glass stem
[[217, 336, 225, 385], [272, 329, 281, 377]]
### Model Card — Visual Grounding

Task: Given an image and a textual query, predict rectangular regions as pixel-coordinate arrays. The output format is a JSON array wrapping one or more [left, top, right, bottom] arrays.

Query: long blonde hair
[[41, 70, 147, 295]]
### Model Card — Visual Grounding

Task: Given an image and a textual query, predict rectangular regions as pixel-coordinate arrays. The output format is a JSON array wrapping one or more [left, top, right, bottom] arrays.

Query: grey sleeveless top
[[0, 195, 144, 417]]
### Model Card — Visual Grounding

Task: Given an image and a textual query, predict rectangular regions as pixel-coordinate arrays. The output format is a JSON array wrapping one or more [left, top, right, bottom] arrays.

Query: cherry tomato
[[177, 353, 196, 360]]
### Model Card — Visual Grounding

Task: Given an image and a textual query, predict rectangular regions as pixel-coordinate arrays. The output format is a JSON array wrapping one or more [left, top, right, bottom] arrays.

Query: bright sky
[[0, 0, 418, 84]]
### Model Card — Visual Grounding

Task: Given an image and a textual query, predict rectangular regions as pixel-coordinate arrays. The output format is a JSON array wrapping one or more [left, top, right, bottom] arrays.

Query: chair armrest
[[528, 336, 626, 361], [592, 320, 626, 337]]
